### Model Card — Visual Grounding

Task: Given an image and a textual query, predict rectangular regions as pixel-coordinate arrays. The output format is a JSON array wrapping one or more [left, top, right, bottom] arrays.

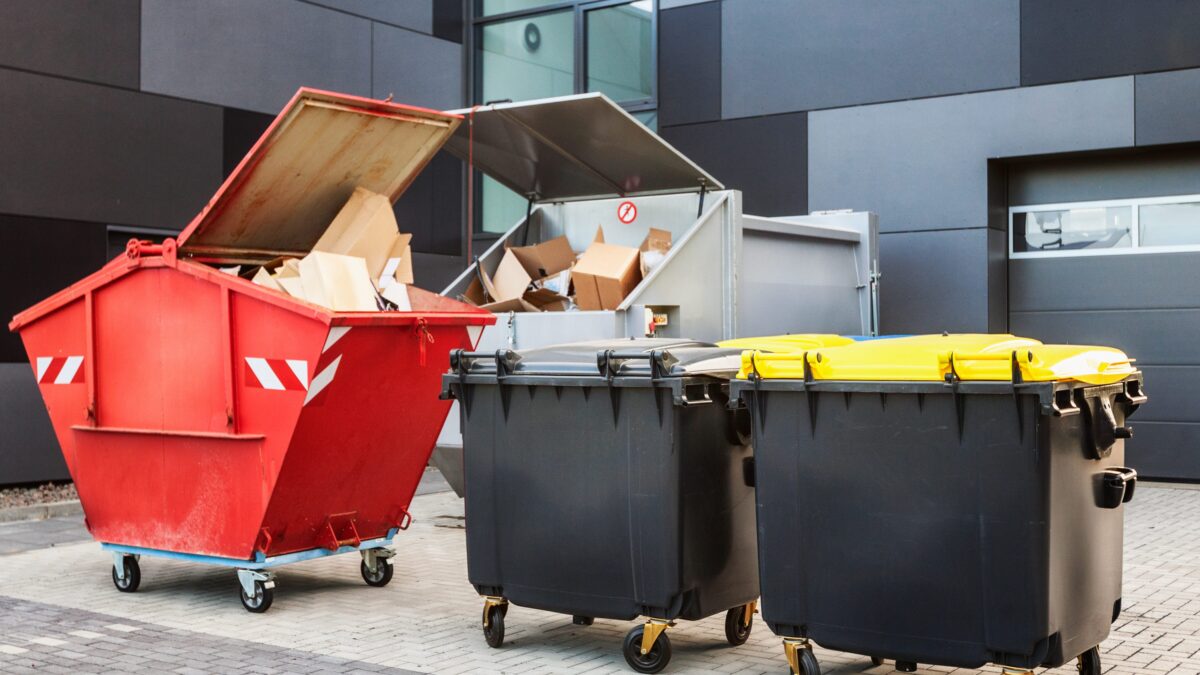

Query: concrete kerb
[[0, 500, 83, 524]]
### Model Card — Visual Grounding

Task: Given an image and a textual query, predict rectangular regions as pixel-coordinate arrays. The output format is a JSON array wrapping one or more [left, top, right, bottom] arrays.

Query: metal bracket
[[640, 618, 673, 656], [111, 552, 138, 581], [482, 596, 508, 629], [743, 600, 758, 626], [1000, 668, 1034, 675], [783, 637, 812, 674], [361, 547, 395, 575], [236, 568, 275, 597]]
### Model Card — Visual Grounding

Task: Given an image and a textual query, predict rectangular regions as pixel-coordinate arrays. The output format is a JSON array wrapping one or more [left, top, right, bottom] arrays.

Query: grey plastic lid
[[444, 93, 722, 202], [457, 338, 743, 380]]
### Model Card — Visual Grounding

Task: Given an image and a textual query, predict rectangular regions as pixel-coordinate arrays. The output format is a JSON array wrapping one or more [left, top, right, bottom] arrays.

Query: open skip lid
[[444, 93, 721, 202], [739, 333, 1137, 386], [177, 88, 461, 264]]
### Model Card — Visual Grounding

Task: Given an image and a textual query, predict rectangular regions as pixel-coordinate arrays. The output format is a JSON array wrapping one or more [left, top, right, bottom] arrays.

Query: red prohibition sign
[[617, 200, 638, 224]]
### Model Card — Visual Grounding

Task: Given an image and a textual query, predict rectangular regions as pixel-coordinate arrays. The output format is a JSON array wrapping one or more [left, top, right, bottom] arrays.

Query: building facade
[[2, 0, 1197, 482]]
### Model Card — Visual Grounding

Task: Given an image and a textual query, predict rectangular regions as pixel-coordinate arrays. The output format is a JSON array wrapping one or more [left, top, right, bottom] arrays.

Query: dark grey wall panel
[[433, 0, 465, 44], [223, 108, 275, 177], [141, 0, 372, 114], [0, 0, 140, 88], [987, 228, 1008, 332], [372, 24, 462, 110], [395, 153, 462, 257], [1007, 146, 1200, 205], [1126, 423, 1200, 481], [305, 0, 432, 32], [1008, 308, 1200, 366], [660, 112, 805, 216], [878, 229, 990, 334], [414, 252, 466, 293], [722, 0, 1019, 119], [0, 68, 224, 229], [1010, 252, 1200, 313], [1135, 366, 1200, 424], [1021, 1, 1200, 86], [658, 2, 721, 127], [0, 364, 67, 486], [0, 215, 109, 362], [808, 77, 1134, 233], [1135, 68, 1200, 146]]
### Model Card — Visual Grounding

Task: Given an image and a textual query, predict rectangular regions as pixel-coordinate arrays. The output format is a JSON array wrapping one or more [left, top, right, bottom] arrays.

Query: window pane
[[1012, 206, 1132, 253], [480, 0, 557, 17], [587, 2, 653, 102], [1140, 202, 1200, 247], [481, 176, 528, 233], [478, 10, 575, 104], [632, 109, 657, 131]]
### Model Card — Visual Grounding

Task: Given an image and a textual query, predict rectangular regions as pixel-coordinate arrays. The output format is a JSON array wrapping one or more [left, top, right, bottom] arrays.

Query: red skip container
[[8, 89, 494, 612]]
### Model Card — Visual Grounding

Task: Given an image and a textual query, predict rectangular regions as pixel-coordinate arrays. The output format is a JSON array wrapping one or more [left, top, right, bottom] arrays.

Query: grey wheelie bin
[[729, 334, 1147, 675], [442, 338, 761, 673]]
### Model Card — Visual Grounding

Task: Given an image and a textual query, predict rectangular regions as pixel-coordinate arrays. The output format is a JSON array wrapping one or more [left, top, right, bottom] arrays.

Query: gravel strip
[[0, 483, 77, 510]]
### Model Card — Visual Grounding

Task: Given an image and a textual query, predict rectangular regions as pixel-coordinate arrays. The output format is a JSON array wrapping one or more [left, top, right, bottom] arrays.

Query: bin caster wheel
[[870, 657, 884, 666], [483, 604, 505, 648], [1077, 646, 1101, 675], [895, 661, 917, 672], [573, 615, 594, 626], [239, 580, 274, 613], [791, 648, 820, 675], [623, 625, 671, 674], [725, 604, 754, 646], [111, 557, 140, 593], [360, 559, 393, 587]]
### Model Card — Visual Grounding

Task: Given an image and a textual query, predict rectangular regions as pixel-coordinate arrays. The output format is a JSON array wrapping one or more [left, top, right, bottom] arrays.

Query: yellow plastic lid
[[738, 333, 1136, 385], [717, 334, 855, 353]]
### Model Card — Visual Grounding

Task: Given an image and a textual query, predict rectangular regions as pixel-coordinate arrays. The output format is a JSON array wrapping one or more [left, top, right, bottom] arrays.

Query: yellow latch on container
[[718, 334, 854, 353], [737, 334, 1136, 385]]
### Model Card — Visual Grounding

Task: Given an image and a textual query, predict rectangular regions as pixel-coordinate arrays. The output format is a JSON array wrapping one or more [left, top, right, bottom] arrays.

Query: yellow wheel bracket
[[782, 637, 810, 675], [640, 619, 672, 656], [743, 600, 758, 626], [482, 596, 507, 629]]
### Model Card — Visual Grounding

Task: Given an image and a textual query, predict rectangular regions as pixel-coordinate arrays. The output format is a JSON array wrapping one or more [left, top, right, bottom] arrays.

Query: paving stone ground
[[0, 483, 1196, 674]]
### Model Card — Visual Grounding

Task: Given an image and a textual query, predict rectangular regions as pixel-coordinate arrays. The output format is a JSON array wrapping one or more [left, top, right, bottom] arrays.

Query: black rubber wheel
[[483, 605, 505, 648], [111, 557, 140, 593], [724, 605, 753, 645], [870, 657, 885, 666], [797, 648, 820, 675], [623, 625, 672, 674], [1077, 646, 1101, 675], [573, 615, 594, 626], [239, 580, 274, 613], [360, 558, 394, 587]]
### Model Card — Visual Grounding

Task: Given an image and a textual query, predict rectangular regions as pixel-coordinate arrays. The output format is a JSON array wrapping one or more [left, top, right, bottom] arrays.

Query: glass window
[[1012, 206, 1132, 253], [1140, 201, 1200, 247], [480, 0, 558, 17], [586, 2, 654, 103], [478, 10, 575, 104], [632, 109, 657, 131]]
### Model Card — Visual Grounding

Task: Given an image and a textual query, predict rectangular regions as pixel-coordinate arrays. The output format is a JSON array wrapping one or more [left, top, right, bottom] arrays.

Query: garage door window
[[1011, 195, 1200, 258]]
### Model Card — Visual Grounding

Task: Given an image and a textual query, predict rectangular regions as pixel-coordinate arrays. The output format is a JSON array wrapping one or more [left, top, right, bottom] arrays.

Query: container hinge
[[697, 179, 708, 218], [943, 354, 965, 441], [521, 194, 539, 246]]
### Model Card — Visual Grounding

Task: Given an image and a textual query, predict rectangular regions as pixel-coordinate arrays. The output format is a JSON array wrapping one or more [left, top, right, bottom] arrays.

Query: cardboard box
[[572, 242, 641, 311], [490, 249, 534, 302], [379, 233, 414, 289], [251, 267, 284, 292], [298, 251, 379, 312], [508, 235, 576, 279], [639, 228, 672, 277], [313, 187, 400, 279]]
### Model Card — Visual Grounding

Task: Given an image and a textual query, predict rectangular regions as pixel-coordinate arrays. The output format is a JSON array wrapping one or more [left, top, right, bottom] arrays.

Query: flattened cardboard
[[482, 297, 538, 313], [490, 249, 533, 302], [276, 276, 307, 300], [463, 266, 500, 306], [252, 267, 284, 292], [508, 235, 576, 279], [298, 251, 378, 312], [313, 187, 399, 279], [523, 287, 569, 311], [381, 283, 413, 311], [571, 242, 641, 311], [379, 233, 414, 288]]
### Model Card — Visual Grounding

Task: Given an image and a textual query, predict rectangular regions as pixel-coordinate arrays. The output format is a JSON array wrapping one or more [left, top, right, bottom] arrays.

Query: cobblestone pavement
[[0, 484, 1196, 674]]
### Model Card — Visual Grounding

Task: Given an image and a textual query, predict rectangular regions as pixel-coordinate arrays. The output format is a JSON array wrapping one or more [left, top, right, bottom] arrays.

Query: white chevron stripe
[[467, 325, 483, 349], [245, 357, 284, 391], [323, 326, 351, 353], [285, 359, 309, 390], [35, 357, 52, 383], [304, 355, 342, 405], [54, 356, 84, 385]]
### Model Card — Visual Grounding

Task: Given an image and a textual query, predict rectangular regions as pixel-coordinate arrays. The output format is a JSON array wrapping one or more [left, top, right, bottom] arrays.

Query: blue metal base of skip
[[100, 529, 398, 570]]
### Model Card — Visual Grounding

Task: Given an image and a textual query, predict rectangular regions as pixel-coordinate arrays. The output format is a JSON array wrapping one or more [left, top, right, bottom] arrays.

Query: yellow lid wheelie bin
[[730, 334, 1146, 675]]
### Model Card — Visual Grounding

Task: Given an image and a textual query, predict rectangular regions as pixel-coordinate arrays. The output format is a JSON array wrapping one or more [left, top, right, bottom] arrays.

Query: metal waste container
[[730, 334, 1146, 674], [433, 92, 880, 493], [8, 89, 494, 612], [443, 338, 759, 673]]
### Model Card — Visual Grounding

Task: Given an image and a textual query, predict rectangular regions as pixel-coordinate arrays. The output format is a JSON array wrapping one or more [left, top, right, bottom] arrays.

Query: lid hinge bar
[[697, 179, 708, 219], [521, 194, 538, 246]]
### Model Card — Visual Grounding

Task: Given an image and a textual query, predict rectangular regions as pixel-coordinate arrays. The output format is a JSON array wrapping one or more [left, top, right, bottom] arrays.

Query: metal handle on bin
[[1099, 466, 1137, 508], [596, 349, 674, 381]]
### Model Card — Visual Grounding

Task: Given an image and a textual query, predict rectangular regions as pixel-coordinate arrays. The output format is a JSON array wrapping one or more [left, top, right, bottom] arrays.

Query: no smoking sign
[[617, 201, 638, 224]]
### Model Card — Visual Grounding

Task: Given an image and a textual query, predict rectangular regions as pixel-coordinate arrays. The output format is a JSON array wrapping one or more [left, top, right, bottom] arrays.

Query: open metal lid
[[177, 88, 461, 263], [445, 93, 721, 202]]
